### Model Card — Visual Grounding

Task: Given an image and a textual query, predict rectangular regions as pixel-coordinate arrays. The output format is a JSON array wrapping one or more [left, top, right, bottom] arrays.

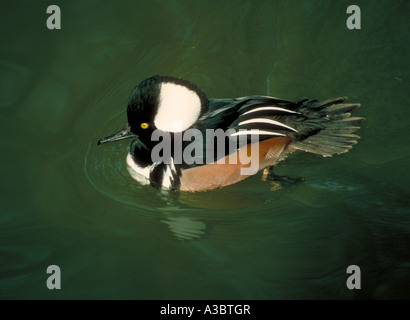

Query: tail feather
[[314, 96, 347, 109], [323, 103, 360, 115], [291, 98, 364, 157], [324, 126, 361, 135]]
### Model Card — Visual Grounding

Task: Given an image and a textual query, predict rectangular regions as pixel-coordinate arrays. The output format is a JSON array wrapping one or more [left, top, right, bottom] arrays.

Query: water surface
[[0, 0, 409, 299]]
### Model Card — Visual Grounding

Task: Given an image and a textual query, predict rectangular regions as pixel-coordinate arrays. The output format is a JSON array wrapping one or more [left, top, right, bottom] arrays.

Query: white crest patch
[[154, 82, 202, 132]]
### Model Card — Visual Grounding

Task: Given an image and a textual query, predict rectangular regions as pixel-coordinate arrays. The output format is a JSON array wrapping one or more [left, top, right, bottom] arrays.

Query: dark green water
[[1, 0, 409, 299]]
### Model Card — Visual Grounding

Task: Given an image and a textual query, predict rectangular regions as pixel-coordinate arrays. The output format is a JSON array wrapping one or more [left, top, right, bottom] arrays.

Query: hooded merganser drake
[[98, 75, 363, 192]]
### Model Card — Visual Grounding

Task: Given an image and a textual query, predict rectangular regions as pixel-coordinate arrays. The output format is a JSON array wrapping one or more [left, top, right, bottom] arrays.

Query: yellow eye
[[141, 123, 149, 129]]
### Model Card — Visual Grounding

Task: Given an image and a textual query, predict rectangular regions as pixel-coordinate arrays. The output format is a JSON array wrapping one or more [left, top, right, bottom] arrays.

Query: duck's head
[[98, 75, 209, 149]]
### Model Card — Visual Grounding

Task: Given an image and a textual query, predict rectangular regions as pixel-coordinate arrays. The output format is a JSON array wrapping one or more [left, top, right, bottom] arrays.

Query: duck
[[98, 75, 363, 192]]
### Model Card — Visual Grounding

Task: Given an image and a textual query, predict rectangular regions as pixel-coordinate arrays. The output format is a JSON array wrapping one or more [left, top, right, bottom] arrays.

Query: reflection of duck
[[161, 215, 206, 240], [98, 75, 363, 191]]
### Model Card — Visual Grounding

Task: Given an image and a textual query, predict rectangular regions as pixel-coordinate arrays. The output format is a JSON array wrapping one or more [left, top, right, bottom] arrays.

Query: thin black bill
[[97, 126, 136, 145]]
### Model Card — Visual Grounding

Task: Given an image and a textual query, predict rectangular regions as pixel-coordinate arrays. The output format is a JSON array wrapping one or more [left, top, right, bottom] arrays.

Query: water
[[1, 0, 409, 299]]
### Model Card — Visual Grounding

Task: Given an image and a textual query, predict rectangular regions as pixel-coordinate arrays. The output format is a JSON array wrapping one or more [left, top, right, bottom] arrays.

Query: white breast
[[126, 153, 177, 190], [126, 153, 151, 185]]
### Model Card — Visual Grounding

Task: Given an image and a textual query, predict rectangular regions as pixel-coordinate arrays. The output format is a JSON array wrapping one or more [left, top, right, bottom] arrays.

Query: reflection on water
[[1, 0, 409, 299], [161, 215, 206, 240], [85, 136, 211, 240]]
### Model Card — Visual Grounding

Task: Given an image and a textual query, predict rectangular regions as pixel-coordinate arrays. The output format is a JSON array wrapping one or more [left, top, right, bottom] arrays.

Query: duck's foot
[[262, 167, 304, 190]]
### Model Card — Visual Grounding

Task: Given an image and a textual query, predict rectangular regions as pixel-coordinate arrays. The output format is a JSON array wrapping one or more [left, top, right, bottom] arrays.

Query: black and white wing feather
[[196, 95, 363, 158]]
